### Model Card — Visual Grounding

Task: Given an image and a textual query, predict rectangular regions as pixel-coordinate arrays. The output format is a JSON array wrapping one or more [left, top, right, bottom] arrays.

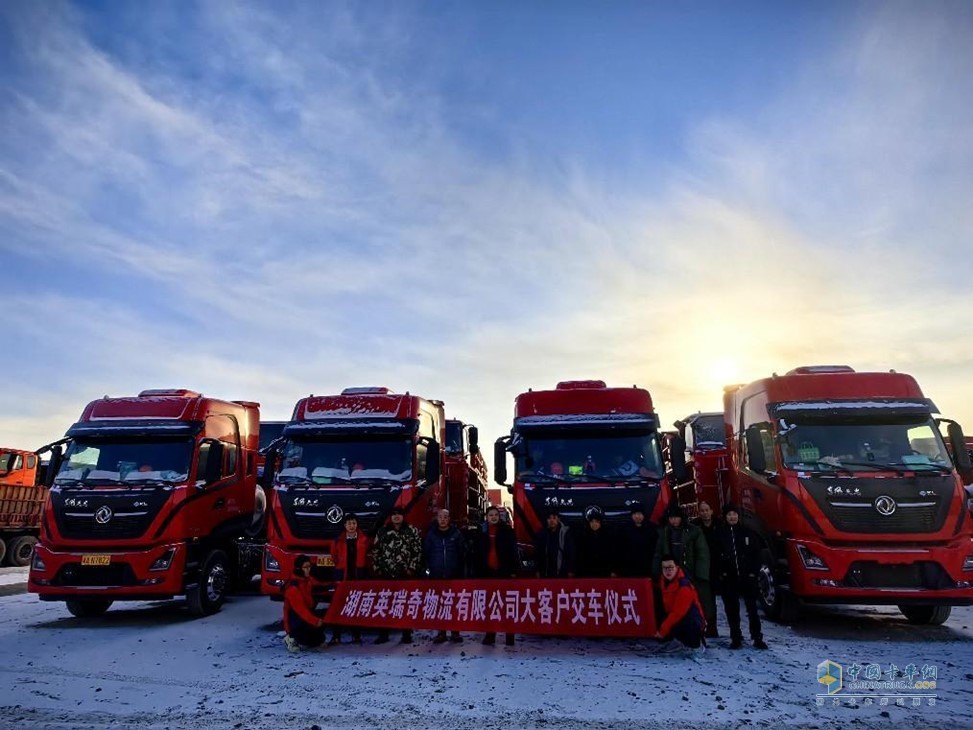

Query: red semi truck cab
[[494, 380, 670, 570], [0, 448, 45, 566], [444, 418, 488, 524], [29, 389, 264, 617], [669, 412, 731, 518], [723, 365, 973, 624], [260, 387, 445, 596]]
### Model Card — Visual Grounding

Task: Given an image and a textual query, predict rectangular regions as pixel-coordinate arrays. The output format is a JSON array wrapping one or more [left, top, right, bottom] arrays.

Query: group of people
[[282, 500, 769, 659], [532, 501, 768, 657], [283, 505, 518, 651]]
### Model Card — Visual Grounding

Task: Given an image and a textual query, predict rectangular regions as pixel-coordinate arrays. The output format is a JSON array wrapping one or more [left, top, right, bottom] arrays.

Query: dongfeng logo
[[326, 504, 344, 524], [94, 505, 113, 524], [873, 496, 897, 516]]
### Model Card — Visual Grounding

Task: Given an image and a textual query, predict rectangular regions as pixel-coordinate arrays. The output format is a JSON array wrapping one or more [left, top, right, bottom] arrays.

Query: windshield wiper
[[790, 460, 856, 476], [837, 461, 909, 474], [54, 478, 87, 487], [523, 473, 572, 486], [278, 475, 313, 485], [127, 478, 180, 487], [888, 462, 952, 473], [347, 477, 401, 487], [566, 473, 619, 484]]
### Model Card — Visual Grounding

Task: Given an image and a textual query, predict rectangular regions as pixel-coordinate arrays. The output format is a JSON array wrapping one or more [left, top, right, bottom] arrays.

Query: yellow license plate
[[81, 555, 111, 566], [315, 555, 334, 567]]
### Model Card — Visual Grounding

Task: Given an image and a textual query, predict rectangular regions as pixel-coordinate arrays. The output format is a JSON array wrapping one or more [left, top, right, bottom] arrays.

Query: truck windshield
[[779, 418, 952, 471], [55, 439, 194, 484], [259, 422, 287, 452], [277, 437, 413, 485], [0, 452, 24, 473], [515, 429, 663, 482], [690, 415, 725, 449]]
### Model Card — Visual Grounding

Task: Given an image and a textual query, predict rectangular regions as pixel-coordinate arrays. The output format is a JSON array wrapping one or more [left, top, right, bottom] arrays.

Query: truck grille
[[278, 487, 392, 540], [842, 561, 953, 590], [52, 562, 137, 587], [801, 477, 952, 535], [51, 487, 169, 541]]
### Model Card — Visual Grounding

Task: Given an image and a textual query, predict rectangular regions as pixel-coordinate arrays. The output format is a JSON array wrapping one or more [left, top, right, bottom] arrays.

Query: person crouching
[[654, 556, 706, 659], [282, 555, 326, 652]]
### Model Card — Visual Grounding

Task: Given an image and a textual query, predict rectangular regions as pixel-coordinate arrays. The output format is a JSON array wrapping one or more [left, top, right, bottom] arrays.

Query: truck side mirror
[[468, 426, 479, 453], [201, 441, 224, 485], [425, 440, 441, 483], [494, 439, 507, 485], [745, 426, 767, 473], [669, 436, 688, 482], [947, 422, 973, 477], [259, 448, 278, 489], [44, 445, 63, 487]]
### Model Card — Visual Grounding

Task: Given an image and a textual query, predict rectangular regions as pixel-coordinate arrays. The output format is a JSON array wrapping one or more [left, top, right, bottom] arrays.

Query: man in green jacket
[[653, 504, 712, 634]]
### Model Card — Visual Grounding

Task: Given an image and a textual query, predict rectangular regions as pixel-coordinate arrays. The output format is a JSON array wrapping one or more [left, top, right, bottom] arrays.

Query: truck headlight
[[797, 544, 829, 571]]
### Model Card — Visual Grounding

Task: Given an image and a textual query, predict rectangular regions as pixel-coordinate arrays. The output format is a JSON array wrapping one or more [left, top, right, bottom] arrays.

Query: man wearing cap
[[618, 503, 657, 578], [534, 508, 576, 578], [371, 506, 422, 645], [577, 506, 617, 577], [716, 504, 767, 650]]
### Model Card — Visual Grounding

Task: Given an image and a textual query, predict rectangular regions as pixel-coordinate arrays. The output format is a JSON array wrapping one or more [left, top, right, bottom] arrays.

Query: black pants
[[721, 577, 763, 641], [289, 610, 326, 648]]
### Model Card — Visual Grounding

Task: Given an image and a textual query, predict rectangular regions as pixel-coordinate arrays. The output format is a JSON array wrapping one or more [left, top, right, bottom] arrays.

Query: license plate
[[81, 554, 111, 566], [315, 555, 334, 567]]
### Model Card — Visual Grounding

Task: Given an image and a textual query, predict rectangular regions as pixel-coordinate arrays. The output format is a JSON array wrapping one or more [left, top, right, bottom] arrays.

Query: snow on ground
[[0, 585, 971, 730]]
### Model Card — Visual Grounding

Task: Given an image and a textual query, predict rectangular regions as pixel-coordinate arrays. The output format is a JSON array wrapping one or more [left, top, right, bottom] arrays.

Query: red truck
[[493, 380, 671, 570], [0, 448, 45, 566], [673, 365, 973, 624], [444, 418, 488, 523], [668, 412, 730, 519], [29, 389, 266, 617], [260, 387, 483, 595]]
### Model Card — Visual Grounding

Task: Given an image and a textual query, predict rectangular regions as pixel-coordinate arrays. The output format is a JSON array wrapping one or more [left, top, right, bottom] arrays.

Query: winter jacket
[[371, 523, 422, 579], [534, 523, 576, 578], [715, 522, 762, 582], [652, 522, 710, 581], [283, 574, 323, 634], [423, 524, 465, 579], [690, 517, 722, 583], [332, 531, 372, 580], [657, 566, 706, 639], [617, 522, 658, 577], [473, 521, 519, 577], [576, 526, 617, 577]]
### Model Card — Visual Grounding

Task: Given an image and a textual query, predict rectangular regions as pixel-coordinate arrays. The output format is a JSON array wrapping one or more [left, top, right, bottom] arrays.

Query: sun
[[707, 357, 741, 388]]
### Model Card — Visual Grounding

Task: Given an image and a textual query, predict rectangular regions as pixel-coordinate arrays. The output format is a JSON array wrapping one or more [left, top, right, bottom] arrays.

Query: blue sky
[[1, 1, 971, 460]]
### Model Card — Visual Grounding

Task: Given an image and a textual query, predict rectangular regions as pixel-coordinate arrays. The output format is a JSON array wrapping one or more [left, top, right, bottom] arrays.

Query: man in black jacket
[[576, 507, 617, 577], [423, 509, 465, 644], [534, 508, 576, 578], [618, 503, 656, 577], [716, 504, 768, 650], [474, 505, 519, 646]]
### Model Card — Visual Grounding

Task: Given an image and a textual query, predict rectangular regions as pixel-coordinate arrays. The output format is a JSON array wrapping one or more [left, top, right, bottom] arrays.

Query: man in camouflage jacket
[[371, 507, 422, 644]]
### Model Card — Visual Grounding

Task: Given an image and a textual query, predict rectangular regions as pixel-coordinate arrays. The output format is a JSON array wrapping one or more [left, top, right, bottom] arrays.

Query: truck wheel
[[186, 549, 229, 616], [7, 536, 37, 567], [65, 598, 113, 618], [899, 605, 951, 625], [0, 538, 6, 565], [756, 557, 799, 623]]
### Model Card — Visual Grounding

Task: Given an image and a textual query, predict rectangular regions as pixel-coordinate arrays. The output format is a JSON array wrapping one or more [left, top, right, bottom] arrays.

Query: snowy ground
[[0, 577, 971, 730]]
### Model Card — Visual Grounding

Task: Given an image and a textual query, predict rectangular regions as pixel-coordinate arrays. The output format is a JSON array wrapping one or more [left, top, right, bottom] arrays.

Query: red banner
[[323, 579, 656, 636]]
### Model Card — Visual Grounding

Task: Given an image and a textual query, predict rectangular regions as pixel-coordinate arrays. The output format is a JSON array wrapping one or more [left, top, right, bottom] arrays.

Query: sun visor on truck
[[514, 413, 660, 430], [770, 398, 938, 420], [66, 419, 204, 438], [283, 419, 419, 437]]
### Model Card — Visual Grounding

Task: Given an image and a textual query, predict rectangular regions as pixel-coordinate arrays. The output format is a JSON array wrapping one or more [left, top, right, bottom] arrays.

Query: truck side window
[[27, 455, 36, 469], [416, 441, 428, 481], [745, 422, 777, 471], [224, 443, 238, 477]]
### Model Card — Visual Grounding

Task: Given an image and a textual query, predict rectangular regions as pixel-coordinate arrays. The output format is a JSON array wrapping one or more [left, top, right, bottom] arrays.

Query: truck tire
[[65, 598, 113, 618], [0, 538, 6, 565], [899, 605, 951, 625], [186, 549, 229, 616], [756, 553, 800, 623], [7, 535, 37, 567]]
